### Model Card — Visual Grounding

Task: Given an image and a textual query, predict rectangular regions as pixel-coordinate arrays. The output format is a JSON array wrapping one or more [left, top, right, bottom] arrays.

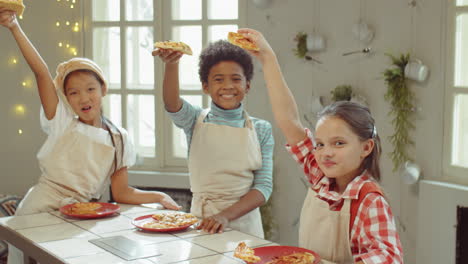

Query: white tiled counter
[[0, 204, 274, 264]]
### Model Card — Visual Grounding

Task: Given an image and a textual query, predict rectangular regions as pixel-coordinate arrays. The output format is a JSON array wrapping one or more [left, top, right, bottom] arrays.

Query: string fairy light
[[13, 104, 26, 116], [55, 0, 80, 56], [18, 129, 23, 135]]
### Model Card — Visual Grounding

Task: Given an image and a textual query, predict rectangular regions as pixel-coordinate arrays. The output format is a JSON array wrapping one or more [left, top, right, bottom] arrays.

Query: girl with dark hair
[[239, 28, 403, 264], [152, 39, 274, 238], [1, 9, 180, 264]]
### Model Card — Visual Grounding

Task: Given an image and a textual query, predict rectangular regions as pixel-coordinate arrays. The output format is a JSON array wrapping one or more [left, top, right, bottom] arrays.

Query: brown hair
[[317, 101, 382, 181]]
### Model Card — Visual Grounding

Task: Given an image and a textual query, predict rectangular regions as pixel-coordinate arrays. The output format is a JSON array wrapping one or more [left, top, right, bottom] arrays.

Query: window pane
[[173, 26, 202, 90], [208, 25, 238, 42], [455, 13, 468, 87], [92, 0, 120, 21], [103, 94, 122, 127], [208, 0, 238, 19], [125, 0, 153, 21], [452, 94, 468, 168], [93, 27, 121, 89], [173, 95, 203, 158], [172, 0, 202, 20], [126, 27, 154, 90], [128, 95, 155, 158], [457, 0, 468, 6]]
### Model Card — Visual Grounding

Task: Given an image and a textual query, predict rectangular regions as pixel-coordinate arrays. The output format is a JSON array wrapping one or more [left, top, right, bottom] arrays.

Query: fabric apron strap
[[350, 181, 384, 233]]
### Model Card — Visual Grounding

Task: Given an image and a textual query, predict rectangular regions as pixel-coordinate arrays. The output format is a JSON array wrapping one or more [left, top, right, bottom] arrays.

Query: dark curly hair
[[198, 40, 254, 83]]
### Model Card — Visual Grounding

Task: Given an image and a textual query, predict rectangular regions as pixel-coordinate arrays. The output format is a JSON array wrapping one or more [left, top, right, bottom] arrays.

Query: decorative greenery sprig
[[260, 195, 276, 240], [383, 53, 415, 171], [331, 85, 353, 101], [293, 32, 308, 59]]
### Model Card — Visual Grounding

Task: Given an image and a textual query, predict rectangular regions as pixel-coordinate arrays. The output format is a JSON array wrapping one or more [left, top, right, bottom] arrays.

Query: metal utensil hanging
[[342, 47, 372, 56], [305, 55, 323, 64]]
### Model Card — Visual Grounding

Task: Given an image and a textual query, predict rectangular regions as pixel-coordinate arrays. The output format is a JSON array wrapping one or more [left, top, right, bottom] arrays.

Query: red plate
[[250, 246, 321, 264], [132, 214, 196, 232], [59, 202, 120, 219]]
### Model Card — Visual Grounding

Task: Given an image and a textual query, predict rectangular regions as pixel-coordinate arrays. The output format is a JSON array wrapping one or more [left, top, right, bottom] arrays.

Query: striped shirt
[[286, 128, 403, 264], [166, 99, 274, 200]]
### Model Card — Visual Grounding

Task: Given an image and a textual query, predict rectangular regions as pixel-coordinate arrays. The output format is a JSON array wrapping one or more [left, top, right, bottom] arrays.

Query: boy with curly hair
[[153, 40, 274, 238]]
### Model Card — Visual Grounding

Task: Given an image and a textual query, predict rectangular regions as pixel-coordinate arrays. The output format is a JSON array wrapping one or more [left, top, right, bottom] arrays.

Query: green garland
[[293, 32, 308, 59], [383, 53, 415, 171], [260, 194, 276, 240], [331, 85, 353, 101]]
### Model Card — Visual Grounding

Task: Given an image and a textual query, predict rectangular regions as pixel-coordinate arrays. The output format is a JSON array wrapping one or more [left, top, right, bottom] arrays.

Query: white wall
[[0, 1, 80, 195], [0, 1, 451, 263], [416, 180, 468, 263]]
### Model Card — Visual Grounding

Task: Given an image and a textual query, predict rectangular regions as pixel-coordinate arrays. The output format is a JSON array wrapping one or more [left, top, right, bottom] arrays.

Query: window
[[444, 0, 468, 184], [84, 0, 245, 171]]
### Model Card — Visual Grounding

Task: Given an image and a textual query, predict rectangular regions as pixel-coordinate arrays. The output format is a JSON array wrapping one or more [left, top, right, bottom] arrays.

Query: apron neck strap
[[196, 109, 253, 128]]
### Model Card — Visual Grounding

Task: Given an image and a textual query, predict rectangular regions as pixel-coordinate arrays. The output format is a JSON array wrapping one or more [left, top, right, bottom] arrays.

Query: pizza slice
[[0, 0, 25, 17], [68, 202, 102, 215], [154, 41, 193, 55], [227, 32, 260, 51], [234, 242, 261, 263], [265, 252, 315, 264], [150, 212, 199, 228]]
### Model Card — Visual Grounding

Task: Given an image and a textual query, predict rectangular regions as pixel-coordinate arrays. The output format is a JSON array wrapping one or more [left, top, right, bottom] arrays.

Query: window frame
[[83, 0, 246, 172], [443, 1, 468, 185]]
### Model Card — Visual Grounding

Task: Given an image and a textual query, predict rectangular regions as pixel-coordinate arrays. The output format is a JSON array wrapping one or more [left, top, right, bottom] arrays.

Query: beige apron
[[9, 122, 115, 264], [15, 121, 115, 215], [188, 109, 264, 238], [299, 189, 354, 264]]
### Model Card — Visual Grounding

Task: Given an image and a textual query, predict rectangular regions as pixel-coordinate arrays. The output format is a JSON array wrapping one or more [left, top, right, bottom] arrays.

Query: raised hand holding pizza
[[196, 212, 229, 234], [236, 28, 275, 63], [0, 8, 18, 29], [152, 48, 184, 65]]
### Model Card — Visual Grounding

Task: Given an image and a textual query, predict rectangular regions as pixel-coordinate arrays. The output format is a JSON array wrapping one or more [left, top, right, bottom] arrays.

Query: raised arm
[[152, 49, 184, 112], [238, 28, 307, 146], [0, 9, 57, 119]]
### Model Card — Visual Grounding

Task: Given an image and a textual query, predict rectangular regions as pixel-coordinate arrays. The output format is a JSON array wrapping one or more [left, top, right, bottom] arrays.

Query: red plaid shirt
[[286, 129, 403, 264]]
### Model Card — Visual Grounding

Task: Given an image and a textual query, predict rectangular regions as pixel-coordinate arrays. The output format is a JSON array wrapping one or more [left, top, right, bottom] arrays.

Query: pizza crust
[[227, 32, 260, 51], [67, 202, 102, 215], [234, 242, 261, 263], [154, 41, 193, 55], [0, 0, 25, 16]]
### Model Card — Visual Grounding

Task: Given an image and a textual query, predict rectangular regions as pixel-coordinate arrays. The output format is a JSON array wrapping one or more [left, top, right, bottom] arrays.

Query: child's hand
[[196, 213, 229, 234], [152, 48, 183, 64], [0, 8, 18, 29], [237, 28, 275, 62], [159, 193, 182, 210]]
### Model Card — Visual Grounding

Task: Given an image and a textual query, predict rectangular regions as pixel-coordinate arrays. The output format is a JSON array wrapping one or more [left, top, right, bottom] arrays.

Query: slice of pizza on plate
[[227, 32, 260, 51], [265, 252, 316, 264], [154, 41, 193, 55], [234, 242, 261, 263]]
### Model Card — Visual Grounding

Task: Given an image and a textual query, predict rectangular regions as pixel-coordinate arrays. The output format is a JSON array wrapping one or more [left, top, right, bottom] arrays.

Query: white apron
[[299, 189, 354, 264], [8, 122, 115, 264], [188, 109, 264, 238]]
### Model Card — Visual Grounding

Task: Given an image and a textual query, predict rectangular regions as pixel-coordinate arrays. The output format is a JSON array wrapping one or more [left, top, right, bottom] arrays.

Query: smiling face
[[314, 116, 374, 186], [64, 71, 106, 127], [202, 61, 250, 110]]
